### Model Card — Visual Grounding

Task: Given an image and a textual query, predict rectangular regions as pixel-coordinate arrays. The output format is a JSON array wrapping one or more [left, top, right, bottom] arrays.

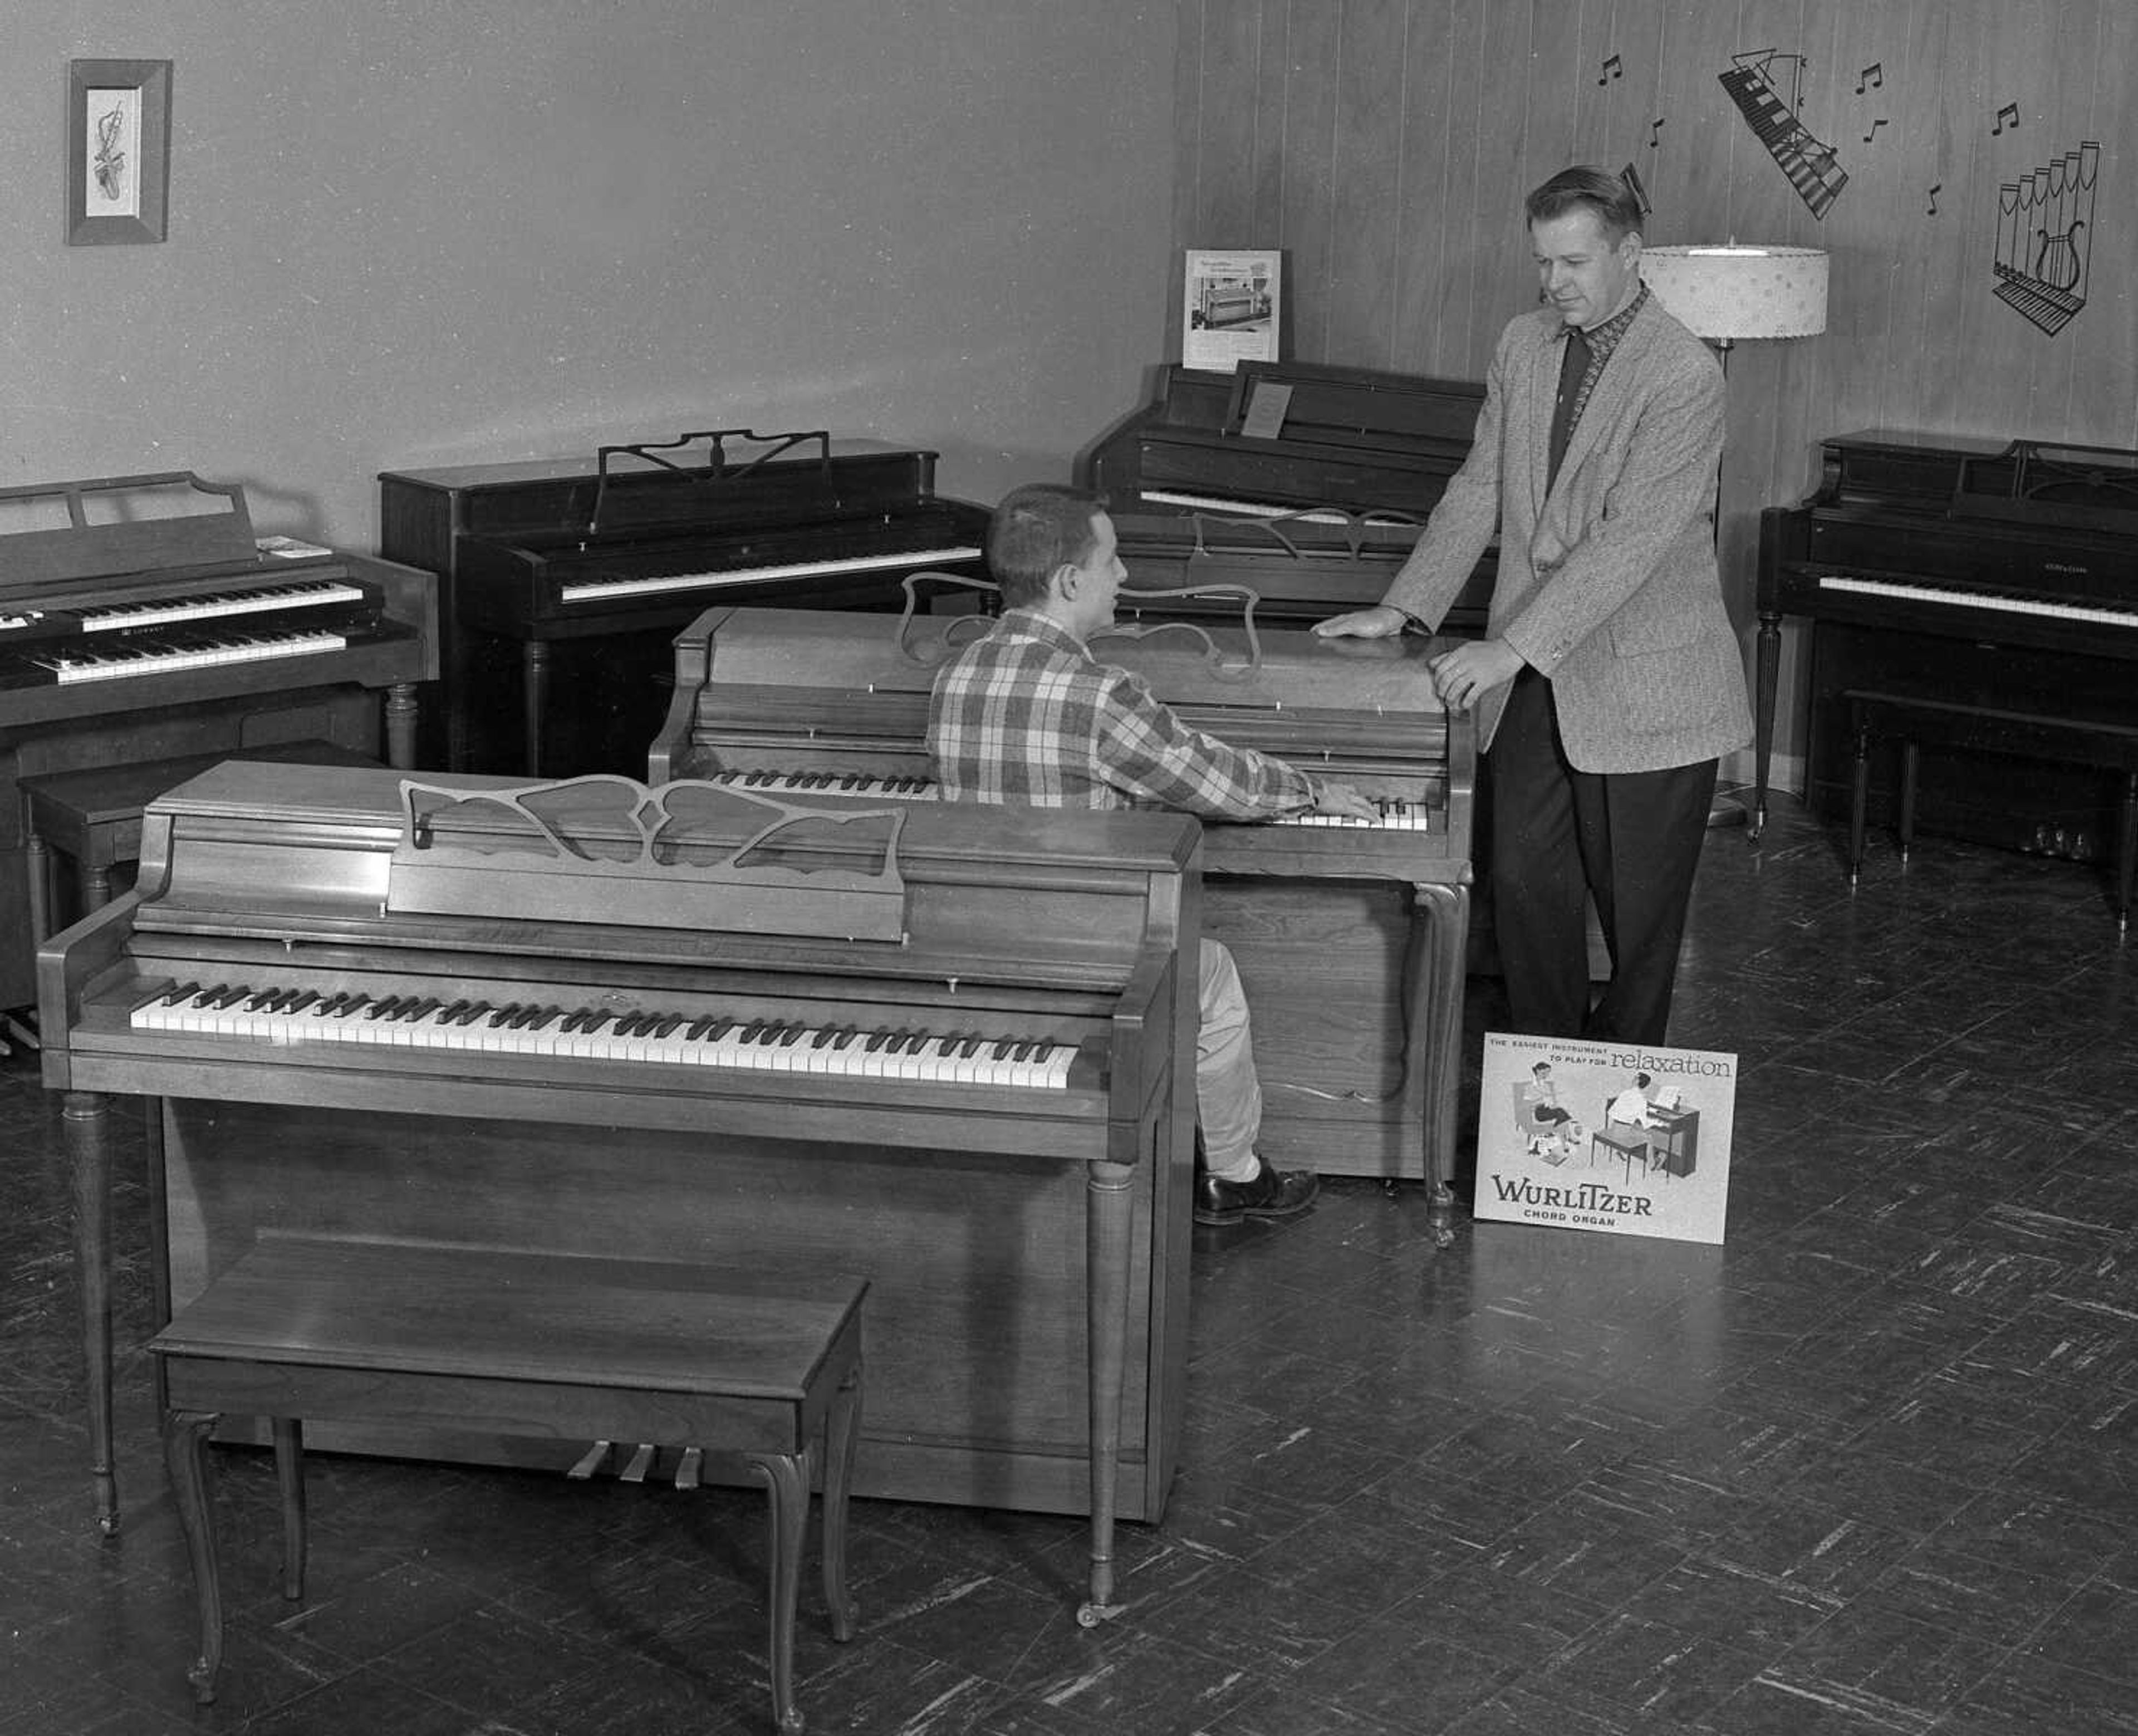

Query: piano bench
[[149, 1236, 866, 1736], [21, 739, 382, 941], [1845, 690, 2138, 931]]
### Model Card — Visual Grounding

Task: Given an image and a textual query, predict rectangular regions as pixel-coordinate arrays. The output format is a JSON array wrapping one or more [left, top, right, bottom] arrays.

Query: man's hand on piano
[[1308, 779, 1382, 821], [1312, 605, 1410, 639], [1428, 638, 1524, 713]]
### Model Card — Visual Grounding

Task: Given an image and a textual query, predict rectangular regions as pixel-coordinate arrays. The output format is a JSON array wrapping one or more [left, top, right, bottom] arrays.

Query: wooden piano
[[1755, 430, 2138, 850], [1083, 359, 1495, 629], [650, 596, 1474, 1238], [379, 428, 989, 778], [41, 761, 1197, 1617], [0, 472, 434, 1013]]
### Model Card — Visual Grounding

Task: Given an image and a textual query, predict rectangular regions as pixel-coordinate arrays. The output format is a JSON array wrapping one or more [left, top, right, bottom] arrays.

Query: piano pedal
[[619, 1441, 659, 1483], [674, 1446, 703, 1490], [566, 1439, 615, 1480]]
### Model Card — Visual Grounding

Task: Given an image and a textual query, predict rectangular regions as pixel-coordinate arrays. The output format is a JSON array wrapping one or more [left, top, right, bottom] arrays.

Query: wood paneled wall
[[1171, 0, 2135, 784]]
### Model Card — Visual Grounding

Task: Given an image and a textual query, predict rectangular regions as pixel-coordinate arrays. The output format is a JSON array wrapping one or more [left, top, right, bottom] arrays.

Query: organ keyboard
[[0, 471, 434, 1011], [380, 427, 988, 777], [1755, 429, 2138, 850], [43, 760, 1198, 1620], [651, 600, 1474, 1232]]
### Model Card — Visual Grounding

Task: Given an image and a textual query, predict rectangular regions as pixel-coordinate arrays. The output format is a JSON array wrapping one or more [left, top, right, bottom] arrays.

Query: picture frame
[[1180, 248, 1281, 373], [66, 58, 172, 246]]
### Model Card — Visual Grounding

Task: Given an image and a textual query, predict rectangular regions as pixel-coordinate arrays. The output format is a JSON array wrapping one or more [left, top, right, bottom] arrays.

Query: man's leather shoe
[[1194, 1158, 1319, 1226]]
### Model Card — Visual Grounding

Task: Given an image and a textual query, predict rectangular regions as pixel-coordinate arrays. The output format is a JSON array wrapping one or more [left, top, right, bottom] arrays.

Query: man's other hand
[[1428, 638, 1525, 712], [1311, 780, 1382, 821], [1313, 605, 1409, 639]]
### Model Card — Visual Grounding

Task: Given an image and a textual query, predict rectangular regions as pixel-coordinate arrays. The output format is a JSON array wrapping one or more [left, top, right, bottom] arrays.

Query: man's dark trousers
[[1490, 664, 1717, 1045]]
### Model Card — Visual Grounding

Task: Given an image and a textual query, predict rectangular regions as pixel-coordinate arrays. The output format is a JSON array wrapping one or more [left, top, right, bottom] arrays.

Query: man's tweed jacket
[[1381, 293, 1753, 774]]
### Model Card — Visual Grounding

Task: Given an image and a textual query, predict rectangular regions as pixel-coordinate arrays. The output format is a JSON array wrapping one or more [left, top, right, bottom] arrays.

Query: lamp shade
[[1639, 244, 1828, 341]]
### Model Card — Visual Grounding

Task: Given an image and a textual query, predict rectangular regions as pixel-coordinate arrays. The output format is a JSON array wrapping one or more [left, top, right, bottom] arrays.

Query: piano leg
[[384, 682, 420, 771], [64, 1089, 117, 1532], [1752, 609, 1782, 841], [523, 642, 550, 778], [1414, 882, 1468, 1248], [1078, 1155, 1136, 1626]]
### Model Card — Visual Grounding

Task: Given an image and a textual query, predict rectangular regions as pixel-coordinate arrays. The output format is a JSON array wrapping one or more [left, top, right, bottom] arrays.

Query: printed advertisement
[[1474, 1031, 1738, 1245], [1182, 248, 1280, 372]]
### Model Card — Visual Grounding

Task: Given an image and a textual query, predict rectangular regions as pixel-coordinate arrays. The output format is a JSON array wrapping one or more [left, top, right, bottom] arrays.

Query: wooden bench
[[21, 738, 382, 941], [149, 1235, 865, 1736], [1843, 690, 2138, 932]]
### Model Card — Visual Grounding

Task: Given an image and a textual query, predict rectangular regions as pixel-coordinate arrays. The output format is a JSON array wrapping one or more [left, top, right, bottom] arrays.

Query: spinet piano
[[379, 428, 989, 778], [0, 472, 434, 1012], [1754, 430, 2138, 850], [650, 599, 1474, 1237], [42, 762, 1196, 1618], [1084, 359, 1496, 628]]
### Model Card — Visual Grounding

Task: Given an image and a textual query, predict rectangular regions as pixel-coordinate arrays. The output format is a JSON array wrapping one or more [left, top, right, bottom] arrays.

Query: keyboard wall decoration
[[1719, 48, 1848, 219]]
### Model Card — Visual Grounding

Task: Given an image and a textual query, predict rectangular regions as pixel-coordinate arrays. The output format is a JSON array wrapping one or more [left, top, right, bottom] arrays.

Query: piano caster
[[1076, 1599, 1127, 1628]]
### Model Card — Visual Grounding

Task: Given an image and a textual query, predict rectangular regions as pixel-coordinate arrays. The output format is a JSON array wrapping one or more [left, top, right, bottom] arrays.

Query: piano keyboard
[[1819, 574, 2137, 629], [561, 547, 983, 605], [710, 770, 1434, 830], [29, 626, 347, 684], [131, 983, 1078, 1088], [71, 579, 365, 632]]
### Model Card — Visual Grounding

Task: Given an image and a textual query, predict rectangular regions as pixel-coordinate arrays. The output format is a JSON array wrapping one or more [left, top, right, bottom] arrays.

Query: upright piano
[[0, 472, 434, 1012], [42, 763, 1195, 1613], [1084, 359, 1495, 629], [651, 599, 1474, 1237], [1754, 430, 2138, 850], [379, 428, 989, 778]]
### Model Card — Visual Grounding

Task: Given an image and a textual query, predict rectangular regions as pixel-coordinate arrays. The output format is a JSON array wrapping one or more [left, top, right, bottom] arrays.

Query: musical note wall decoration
[[1620, 161, 1652, 218], [1598, 53, 1622, 85], [1992, 102, 2021, 136], [1992, 140, 2099, 336], [1855, 62, 1883, 94], [1718, 48, 1848, 218], [1926, 183, 1941, 217], [1648, 118, 1665, 148], [1862, 118, 1887, 144]]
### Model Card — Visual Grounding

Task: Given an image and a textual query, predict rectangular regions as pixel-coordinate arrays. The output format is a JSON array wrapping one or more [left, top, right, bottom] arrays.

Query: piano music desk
[[151, 1235, 865, 1735], [21, 741, 381, 945]]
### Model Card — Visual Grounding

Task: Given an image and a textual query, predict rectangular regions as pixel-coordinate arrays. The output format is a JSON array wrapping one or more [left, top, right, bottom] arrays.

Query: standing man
[[929, 482, 1378, 1225], [1318, 166, 1750, 1045]]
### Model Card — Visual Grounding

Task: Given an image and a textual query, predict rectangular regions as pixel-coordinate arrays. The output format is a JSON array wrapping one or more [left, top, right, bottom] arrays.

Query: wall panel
[[1172, 0, 2136, 787]]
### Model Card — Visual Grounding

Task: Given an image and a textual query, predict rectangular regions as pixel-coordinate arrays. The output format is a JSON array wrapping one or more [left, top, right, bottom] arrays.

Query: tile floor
[[2, 801, 2133, 1734]]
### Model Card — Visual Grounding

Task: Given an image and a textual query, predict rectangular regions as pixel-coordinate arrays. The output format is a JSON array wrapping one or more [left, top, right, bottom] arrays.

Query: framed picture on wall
[[1181, 249, 1279, 372], [67, 59, 172, 246]]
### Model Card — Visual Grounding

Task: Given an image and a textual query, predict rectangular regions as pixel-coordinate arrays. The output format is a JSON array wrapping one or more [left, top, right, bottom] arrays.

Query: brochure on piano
[[1181, 248, 1281, 372], [1475, 1031, 1738, 1245]]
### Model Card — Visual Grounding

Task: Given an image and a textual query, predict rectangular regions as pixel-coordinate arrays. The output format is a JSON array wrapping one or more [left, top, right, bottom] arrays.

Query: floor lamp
[[1637, 243, 1830, 826]]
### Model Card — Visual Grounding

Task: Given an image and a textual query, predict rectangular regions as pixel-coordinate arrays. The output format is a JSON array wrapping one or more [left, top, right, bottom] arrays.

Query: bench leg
[[822, 1365, 862, 1642], [1898, 742, 1920, 864], [2119, 773, 2136, 936], [1848, 719, 1871, 885], [164, 1409, 224, 1704], [747, 1449, 810, 1736], [274, 1418, 308, 1600]]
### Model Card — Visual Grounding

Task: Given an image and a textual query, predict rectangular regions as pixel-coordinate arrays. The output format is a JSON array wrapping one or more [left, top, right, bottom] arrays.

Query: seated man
[[1607, 1071, 1659, 1129], [926, 482, 1378, 1227]]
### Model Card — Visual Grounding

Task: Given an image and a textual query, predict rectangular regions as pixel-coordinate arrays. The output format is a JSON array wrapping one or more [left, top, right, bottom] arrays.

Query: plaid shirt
[[926, 609, 1316, 818]]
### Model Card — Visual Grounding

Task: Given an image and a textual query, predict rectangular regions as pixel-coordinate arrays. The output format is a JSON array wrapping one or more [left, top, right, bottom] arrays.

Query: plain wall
[[8, 1, 1178, 544]]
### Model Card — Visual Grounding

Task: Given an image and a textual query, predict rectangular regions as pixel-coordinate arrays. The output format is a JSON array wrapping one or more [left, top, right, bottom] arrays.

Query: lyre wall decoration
[[1993, 140, 2100, 336]]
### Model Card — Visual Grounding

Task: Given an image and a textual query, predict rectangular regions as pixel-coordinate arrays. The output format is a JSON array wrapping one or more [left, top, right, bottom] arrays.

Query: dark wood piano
[[1754, 430, 2138, 851], [42, 761, 1196, 1617], [650, 598, 1474, 1238], [0, 472, 434, 1013], [1083, 359, 1495, 629], [379, 428, 989, 779]]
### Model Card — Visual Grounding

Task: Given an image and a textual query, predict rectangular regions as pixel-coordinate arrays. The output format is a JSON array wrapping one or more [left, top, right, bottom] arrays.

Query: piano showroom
[[6, 5, 2134, 1735]]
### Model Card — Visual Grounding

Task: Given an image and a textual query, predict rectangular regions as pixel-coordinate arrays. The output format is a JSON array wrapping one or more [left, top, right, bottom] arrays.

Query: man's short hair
[[988, 483, 1108, 609], [1526, 166, 1642, 243], [1634, 1071, 1652, 1088]]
